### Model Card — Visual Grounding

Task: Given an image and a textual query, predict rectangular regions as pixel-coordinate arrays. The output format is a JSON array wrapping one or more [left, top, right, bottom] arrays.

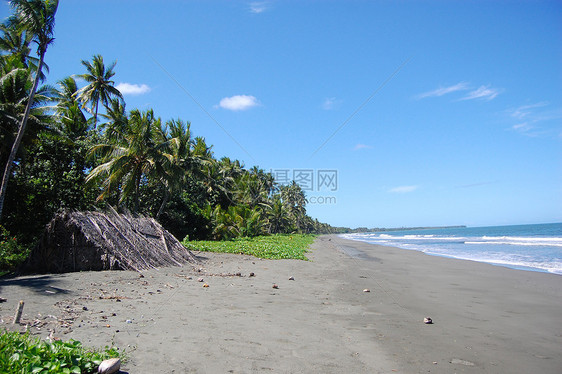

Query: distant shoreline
[[343, 225, 467, 233]]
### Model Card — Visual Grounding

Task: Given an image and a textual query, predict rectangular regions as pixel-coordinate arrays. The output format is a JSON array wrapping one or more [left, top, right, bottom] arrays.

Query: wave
[[465, 240, 562, 247], [360, 234, 468, 241], [422, 251, 562, 275], [339, 231, 562, 275], [343, 233, 562, 247]]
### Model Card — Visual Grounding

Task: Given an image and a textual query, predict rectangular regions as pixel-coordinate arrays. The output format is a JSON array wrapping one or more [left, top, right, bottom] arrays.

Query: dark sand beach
[[1, 235, 561, 373]]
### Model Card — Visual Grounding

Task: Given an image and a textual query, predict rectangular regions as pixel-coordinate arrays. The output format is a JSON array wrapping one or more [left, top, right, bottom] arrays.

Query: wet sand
[[1, 235, 561, 373]]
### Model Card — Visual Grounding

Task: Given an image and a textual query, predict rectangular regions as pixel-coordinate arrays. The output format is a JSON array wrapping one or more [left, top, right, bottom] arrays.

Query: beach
[[1, 235, 561, 373]]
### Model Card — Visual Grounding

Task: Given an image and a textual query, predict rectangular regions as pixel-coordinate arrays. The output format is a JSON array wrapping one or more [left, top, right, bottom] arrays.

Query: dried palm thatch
[[23, 208, 199, 273]]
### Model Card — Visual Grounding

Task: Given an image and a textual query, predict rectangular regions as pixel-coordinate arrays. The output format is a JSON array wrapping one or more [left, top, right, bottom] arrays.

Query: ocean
[[340, 223, 562, 275]]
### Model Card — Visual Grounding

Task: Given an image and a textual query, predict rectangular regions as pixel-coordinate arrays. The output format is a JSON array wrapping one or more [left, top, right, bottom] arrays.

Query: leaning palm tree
[[0, 0, 58, 220], [76, 54, 123, 128]]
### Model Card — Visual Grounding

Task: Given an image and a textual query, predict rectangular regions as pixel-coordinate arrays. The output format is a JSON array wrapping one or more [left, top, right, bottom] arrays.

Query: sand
[[1, 235, 561, 373]]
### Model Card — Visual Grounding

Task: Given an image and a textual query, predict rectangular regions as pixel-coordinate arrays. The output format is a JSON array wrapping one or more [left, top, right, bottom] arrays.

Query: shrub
[[0, 225, 29, 272], [0, 330, 120, 374]]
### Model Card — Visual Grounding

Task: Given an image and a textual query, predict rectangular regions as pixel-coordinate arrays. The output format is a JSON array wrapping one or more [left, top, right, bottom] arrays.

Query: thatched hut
[[23, 209, 199, 273]]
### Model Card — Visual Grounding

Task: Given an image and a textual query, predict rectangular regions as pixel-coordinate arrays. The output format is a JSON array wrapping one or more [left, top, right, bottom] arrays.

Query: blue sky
[[2, 0, 561, 228]]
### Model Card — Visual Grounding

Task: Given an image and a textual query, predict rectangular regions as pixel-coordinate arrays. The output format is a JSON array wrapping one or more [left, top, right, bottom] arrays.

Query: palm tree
[[192, 136, 213, 159], [267, 196, 291, 234], [0, 65, 53, 166], [87, 108, 165, 213], [155, 118, 195, 219], [280, 181, 308, 233], [0, 24, 48, 81], [100, 97, 128, 139], [76, 54, 123, 128], [53, 76, 87, 139], [0, 0, 58, 220]]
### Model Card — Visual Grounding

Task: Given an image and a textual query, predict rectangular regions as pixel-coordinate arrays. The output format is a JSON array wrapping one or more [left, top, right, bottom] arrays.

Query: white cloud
[[322, 97, 342, 110], [416, 82, 469, 99], [116, 83, 151, 95], [509, 102, 548, 120], [389, 185, 418, 193], [353, 143, 372, 150], [507, 102, 562, 137], [460, 85, 500, 101], [417, 82, 501, 101], [511, 122, 540, 137], [249, 1, 269, 13], [217, 95, 260, 111], [513, 122, 533, 131]]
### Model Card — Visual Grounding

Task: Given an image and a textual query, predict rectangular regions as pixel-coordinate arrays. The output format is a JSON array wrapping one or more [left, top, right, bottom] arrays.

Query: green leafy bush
[[182, 234, 315, 260], [0, 330, 120, 374], [0, 225, 29, 272]]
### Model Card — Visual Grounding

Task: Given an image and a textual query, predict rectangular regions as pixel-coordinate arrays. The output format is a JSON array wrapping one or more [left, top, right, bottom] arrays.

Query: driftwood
[[22, 208, 198, 273], [13, 300, 24, 324]]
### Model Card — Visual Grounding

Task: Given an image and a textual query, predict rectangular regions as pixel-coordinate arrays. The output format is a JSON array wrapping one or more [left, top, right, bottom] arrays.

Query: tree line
[[0, 0, 340, 266]]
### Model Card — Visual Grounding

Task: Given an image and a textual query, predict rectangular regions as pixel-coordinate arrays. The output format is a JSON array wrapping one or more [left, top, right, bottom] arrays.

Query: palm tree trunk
[[93, 99, 99, 129], [133, 172, 141, 214], [0, 51, 45, 220], [156, 190, 170, 220]]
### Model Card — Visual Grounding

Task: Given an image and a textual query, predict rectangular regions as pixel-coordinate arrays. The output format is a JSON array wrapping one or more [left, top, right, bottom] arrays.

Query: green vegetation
[[183, 234, 315, 260], [0, 330, 120, 374], [0, 225, 29, 272]]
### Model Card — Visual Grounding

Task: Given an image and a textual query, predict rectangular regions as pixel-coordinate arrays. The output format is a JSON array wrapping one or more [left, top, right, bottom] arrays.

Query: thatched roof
[[23, 208, 199, 273]]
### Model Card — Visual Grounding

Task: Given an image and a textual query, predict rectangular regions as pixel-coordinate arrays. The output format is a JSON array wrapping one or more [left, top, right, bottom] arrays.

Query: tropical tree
[[76, 54, 123, 128], [87, 108, 166, 213], [100, 97, 128, 139], [192, 136, 213, 159], [234, 205, 266, 237], [204, 204, 266, 240], [232, 166, 274, 210], [0, 0, 58, 220], [280, 181, 308, 233], [0, 66, 54, 166], [0, 23, 47, 81], [198, 157, 239, 208], [267, 196, 291, 234], [53, 76, 87, 138], [155, 118, 195, 219]]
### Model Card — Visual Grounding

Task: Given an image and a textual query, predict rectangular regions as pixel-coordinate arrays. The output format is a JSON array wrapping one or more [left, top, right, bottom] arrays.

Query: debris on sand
[[98, 358, 121, 374]]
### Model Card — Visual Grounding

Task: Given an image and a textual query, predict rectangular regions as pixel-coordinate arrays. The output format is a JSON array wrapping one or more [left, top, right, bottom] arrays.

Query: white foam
[[467, 236, 562, 247], [442, 255, 562, 275], [342, 232, 562, 275]]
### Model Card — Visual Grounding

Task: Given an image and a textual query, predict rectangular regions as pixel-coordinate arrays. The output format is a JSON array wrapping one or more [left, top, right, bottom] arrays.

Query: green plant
[[0, 330, 120, 374], [0, 225, 29, 271], [182, 234, 315, 260]]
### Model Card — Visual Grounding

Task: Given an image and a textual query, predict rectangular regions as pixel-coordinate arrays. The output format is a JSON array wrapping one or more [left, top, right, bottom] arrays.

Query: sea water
[[340, 223, 562, 275]]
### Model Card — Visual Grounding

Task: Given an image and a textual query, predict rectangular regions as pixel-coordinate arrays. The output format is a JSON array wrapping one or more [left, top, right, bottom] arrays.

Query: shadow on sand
[[0, 274, 71, 295]]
